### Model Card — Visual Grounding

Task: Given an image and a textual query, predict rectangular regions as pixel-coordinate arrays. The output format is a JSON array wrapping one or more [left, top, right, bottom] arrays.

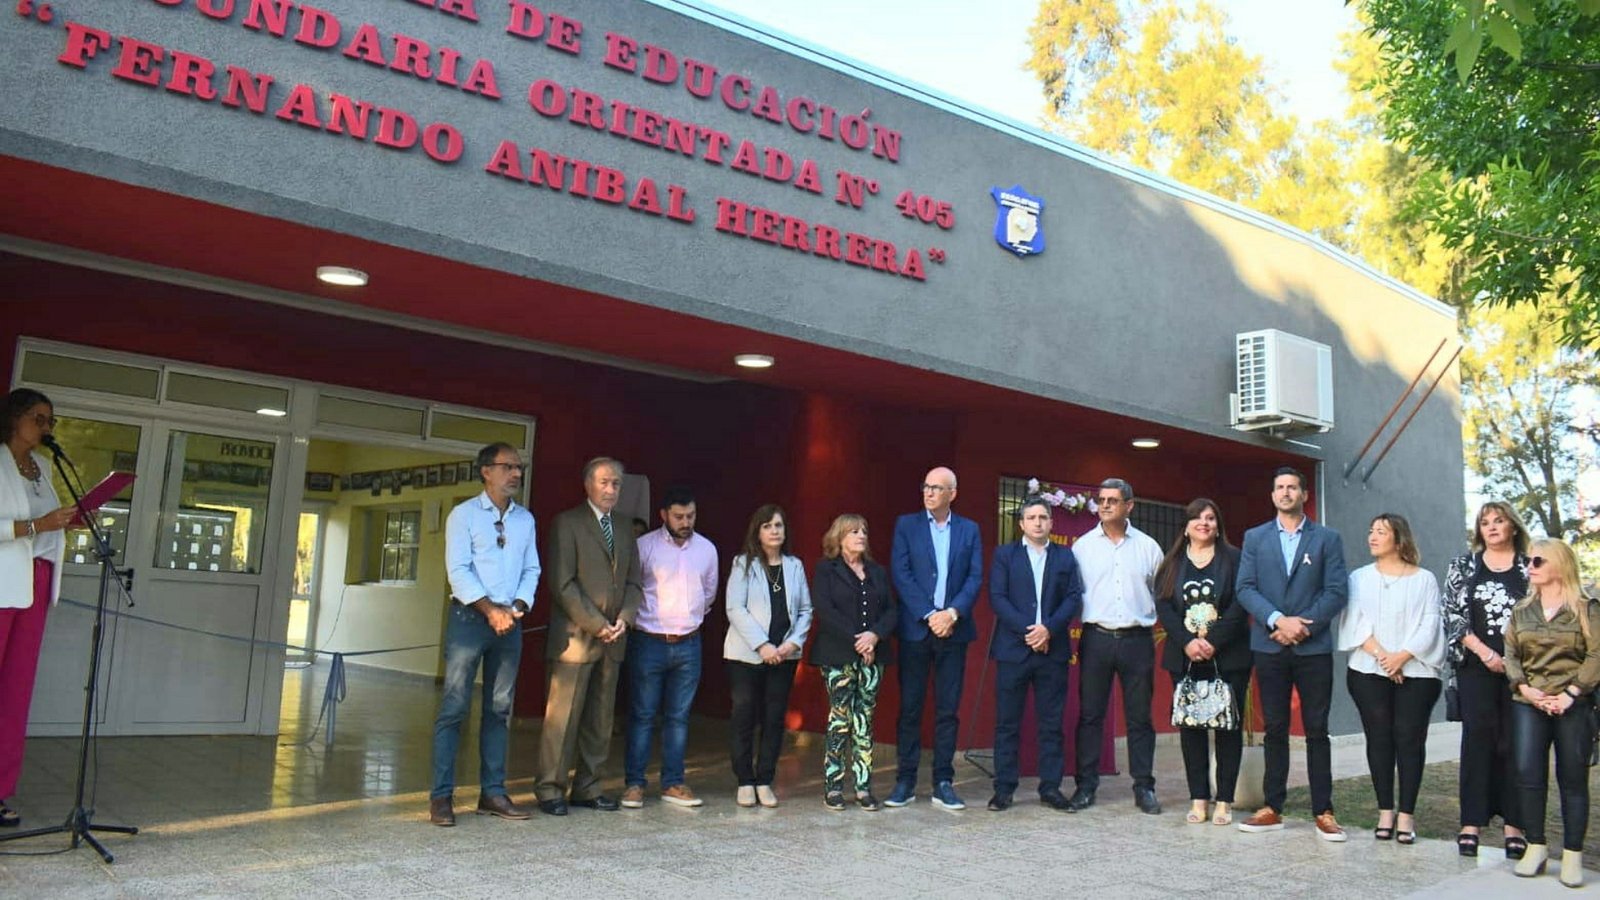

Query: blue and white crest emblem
[[991, 186, 1045, 256]]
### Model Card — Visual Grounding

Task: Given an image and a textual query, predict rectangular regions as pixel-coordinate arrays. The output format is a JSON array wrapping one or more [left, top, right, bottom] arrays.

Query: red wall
[[1, 255, 1304, 746]]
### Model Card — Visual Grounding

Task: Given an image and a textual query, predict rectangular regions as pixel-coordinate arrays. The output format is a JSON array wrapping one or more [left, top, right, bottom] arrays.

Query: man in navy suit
[[987, 495, 1084, 811], [886, 466, 983, 810], [1234, 466, 1350, 841]]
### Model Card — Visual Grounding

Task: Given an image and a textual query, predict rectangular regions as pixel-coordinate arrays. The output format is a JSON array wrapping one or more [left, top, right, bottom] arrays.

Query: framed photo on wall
[[457, 460, 473, 482], [427, 465, 442, 487], [441, 464, 458, 485]]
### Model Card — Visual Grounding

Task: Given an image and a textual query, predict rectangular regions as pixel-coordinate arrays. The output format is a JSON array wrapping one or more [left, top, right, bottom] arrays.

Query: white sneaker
[[736, 785, 756, 808], [756, 785, 778, 808]]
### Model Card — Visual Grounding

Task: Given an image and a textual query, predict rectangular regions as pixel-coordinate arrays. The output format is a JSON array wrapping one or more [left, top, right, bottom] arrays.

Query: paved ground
[[0, 665, 1578, 897]]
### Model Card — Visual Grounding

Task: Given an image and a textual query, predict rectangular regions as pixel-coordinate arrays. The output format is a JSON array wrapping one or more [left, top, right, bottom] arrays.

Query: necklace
[[1377, 564, 1408, 590], [14, 453, 42, 496]]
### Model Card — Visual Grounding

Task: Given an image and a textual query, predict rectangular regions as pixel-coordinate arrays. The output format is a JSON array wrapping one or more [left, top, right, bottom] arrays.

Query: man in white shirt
[[430, 442, 541, 826], [1068, 478, 1165, 815], [621, 486, 718, 809]]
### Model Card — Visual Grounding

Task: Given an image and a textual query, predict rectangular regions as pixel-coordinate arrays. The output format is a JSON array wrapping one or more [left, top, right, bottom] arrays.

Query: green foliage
[[1366, 0, 1600, 348]]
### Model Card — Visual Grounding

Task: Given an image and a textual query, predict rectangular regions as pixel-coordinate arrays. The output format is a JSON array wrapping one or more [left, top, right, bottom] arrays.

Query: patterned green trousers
[[822, 661, 882, 794]]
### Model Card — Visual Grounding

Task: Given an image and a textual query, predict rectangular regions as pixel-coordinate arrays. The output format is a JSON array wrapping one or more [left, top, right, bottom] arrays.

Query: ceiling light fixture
[[316, 265, 368, 287], [1131, 437, 1161, 450], [255, 408, 289, 418], [734, 354, 775, 369]]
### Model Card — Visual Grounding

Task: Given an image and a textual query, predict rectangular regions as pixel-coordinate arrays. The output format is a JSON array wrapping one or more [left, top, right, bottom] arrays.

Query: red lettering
[[901, 249, 926, 281], [750, 87, 782, 124], [813, 224, 841, 260], [112, 37, 165, 87], [437, 46, 462, 87], [794, 159, 821, 194], [390, 35, 434, 79], [762, 148, 793, 182], [663, 119, 696, 157], [628, 178, 662, 215], [641, 45, 676, 84], [729, 140, 759, 175], [666, 184, 694, 222], [593, 166, 626, 204], [197, 0, 235, 19], [374, 107, 419, 149], [343, 25, 387, 67], [872, 126, 901, 163], [274, 83, 324, 129], [294, 5, 341, 48], [164, 51, 219, 101], [221, 66, 275, 112], [630, 108, 664, 147], [699, 128, 731, 164], [844, 234, 872, 266], [567, 159, 594, 197], [683, 59, 717, 98], [57, 22, 113, 69], [505, 2, 546, 40], [785, 97, 816, 132], [485, 140, 526, 179], [714, 197, 748, 236], [569, 89, 605, 129], [548, 14, 582, 54], [243, 0, 293, 37], [720, 74, 751, 111], [608, 100, 629, 137], [781, 216, 810, 251], [430, 0, 478, 20], [750, 209, 781, 244], [527, 79, 566, 117], [462, 59, 500, 98], [327, 94, 373, 138], [422, 122, 464, 163], [528, 148, 566, 189], [603, 32, 637, 72], [871, 240, 900, 274]]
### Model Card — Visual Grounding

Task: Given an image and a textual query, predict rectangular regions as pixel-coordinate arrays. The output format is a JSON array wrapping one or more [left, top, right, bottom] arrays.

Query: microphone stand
[[0, 444, 137, 862]]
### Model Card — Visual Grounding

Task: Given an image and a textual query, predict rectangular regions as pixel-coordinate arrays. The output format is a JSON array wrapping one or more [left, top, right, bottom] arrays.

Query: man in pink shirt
[[621, 486, 719, 808]]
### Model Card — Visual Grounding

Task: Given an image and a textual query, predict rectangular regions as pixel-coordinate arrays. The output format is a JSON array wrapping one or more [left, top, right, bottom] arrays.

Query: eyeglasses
[[486, 463, 527, 474], [921, 484, 952, 493], [1529, 556, 1547, 569], [494, 518, 506, 549], [1096, 496, 1124, 506], [32, 413, 57, 429]]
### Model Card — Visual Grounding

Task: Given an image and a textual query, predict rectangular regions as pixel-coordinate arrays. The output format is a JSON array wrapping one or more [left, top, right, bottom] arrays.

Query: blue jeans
[[431, 603, 522, 800], [624, 632, 702, 788]]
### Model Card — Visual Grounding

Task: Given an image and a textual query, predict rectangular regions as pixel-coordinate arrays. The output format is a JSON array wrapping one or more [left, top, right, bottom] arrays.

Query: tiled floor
[[0, 664, 1574, 897]]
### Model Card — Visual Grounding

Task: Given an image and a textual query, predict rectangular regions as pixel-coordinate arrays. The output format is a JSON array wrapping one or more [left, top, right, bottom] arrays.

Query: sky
[[695, 0, 1361, 128]]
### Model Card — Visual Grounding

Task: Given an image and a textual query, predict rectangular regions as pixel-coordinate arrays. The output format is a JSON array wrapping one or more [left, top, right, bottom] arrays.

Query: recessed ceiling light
[[734, 354, 775, 369], [1131, 437, 1161, 449], [316, 265, 368, 287], [255, 408, 288, 417]]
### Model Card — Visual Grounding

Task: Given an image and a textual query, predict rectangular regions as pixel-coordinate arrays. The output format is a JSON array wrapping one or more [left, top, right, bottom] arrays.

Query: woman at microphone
[[0, 389, 77, 827]]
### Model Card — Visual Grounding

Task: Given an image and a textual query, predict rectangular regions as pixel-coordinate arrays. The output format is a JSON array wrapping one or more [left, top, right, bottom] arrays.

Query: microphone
[[41, 433, 69, 461]]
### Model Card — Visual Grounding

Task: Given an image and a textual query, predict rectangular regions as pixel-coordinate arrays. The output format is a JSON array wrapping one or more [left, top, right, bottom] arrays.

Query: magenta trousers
[[0, 558, 52, 798]]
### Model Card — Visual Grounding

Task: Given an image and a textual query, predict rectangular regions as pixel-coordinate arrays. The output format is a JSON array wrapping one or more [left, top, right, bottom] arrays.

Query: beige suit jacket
[[544, 503, 643, 664]]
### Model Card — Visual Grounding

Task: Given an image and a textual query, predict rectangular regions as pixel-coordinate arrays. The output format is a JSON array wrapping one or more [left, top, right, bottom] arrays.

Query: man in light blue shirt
[[429, 442, 541, 826]]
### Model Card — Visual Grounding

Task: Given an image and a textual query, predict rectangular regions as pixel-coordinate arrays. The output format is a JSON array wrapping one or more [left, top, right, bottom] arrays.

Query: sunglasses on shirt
[[494, 518, 506, 549]]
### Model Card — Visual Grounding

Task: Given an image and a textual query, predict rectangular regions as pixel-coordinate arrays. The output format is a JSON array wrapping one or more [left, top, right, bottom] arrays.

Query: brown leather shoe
[[1237, 807, 1284, 832], [662, 784, 703, 808], [429, 796, 455, 827], [475, 793, 532, 820], [620, 785, 646, 809], [1315, 812, 1348, 842]]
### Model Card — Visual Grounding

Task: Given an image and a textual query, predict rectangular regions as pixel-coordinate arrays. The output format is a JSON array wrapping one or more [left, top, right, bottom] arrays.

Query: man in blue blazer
[[1234, 466, 1350, 841], [886, 466, 983, 810], [987, 495, 1084, 811]]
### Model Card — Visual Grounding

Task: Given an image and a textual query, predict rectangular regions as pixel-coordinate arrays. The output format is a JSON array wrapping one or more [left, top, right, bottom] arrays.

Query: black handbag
[[1444, 674, 1461, 723]]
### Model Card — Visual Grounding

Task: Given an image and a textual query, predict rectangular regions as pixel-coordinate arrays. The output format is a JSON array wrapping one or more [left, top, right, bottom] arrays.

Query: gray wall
[[2, 1, 1464, 622]]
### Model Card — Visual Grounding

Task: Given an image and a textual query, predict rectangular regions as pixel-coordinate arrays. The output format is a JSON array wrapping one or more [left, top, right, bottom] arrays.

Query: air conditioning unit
[[1231, 329, 1334, 434]]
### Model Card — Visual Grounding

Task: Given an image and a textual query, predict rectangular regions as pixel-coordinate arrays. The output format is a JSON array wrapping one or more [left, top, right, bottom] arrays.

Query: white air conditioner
[[1230, 329, 1334, 433]]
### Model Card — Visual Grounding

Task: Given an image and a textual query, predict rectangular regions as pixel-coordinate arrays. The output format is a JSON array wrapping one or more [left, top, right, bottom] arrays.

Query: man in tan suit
[[535, 457, 643, 815]]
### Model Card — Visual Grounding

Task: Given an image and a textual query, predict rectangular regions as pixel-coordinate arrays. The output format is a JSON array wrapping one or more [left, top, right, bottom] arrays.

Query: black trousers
[[1346, 670, 1440, 814], [895, 636, 969, 786], [993, 652, 1069, 797], [1456, 661, 1521, 828], [1177, 667, 1253, 802], [727, 660, 797, 786], [1512, 700, 1593, 852], [1255, 650, 1334, 814], [1074, 627, 1155, 792]]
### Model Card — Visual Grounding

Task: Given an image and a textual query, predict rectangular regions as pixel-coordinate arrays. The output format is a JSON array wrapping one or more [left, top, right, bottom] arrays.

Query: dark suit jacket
[[1235, 517, 1349, 655], [808, 556, 898, 668], [544, 504, 644, 664], [1155, 544, 1250, 674], [890, 511, 983, 642], [987, 540, 1083, 663]]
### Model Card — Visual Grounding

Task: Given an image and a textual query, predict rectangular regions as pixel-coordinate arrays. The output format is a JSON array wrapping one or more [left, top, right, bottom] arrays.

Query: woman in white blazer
[[1, 389, 77, 828], [723, 503, 812, 808]]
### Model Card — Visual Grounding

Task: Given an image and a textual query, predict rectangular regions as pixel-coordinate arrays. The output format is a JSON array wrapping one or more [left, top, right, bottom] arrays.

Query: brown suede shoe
[[1237, 807, 1284, 832], [429, 796, 455, 827], [1315, 812, 1348, 842], [620, 785, 645, 809], [475, 793, 532, 820], [662, 784, 703, 808]]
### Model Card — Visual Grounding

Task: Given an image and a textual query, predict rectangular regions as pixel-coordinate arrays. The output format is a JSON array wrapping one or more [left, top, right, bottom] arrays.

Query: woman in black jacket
[[1153, 498, 1249, 826], [809, 514, 897, 812]]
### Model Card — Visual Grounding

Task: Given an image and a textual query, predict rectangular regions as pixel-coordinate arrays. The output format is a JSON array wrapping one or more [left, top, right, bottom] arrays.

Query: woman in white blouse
[[1337, 513, 1446, 845], [1, 389, 77, 828]]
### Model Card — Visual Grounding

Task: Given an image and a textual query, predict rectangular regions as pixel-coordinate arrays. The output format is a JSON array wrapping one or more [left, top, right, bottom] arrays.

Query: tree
[[1363, 0, 1600, 348], [1461, 301, 1600, 546]]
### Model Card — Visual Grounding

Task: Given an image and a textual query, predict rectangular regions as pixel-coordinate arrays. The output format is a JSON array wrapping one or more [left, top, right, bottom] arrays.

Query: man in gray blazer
[[1234, 466, 1349, 841], [535, 457, 643, 816]]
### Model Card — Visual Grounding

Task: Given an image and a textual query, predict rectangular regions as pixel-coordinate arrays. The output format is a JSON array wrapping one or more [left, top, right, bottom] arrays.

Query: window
[[377, 509, 421, 583], [996, 475, 1185, 549]]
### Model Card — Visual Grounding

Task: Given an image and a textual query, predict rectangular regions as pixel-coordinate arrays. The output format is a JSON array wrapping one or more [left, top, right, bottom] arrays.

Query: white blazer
[[723, 554, 812, 665], [0, 450, 65, 609]]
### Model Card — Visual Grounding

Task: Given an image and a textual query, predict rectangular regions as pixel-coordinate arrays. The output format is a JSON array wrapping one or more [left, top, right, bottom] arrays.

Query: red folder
[[68, 471, 136, 527]]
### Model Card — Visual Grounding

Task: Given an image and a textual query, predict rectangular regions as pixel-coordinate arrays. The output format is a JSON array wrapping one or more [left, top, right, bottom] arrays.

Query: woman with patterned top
[[1336, 514, 1446, 845], [808, 514, 896, 812], [1505, 539, 1598, 886], [1442, 501, 1529, 859]]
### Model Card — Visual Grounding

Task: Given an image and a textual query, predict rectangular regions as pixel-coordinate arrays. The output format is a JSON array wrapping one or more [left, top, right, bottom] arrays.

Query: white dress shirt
[[1337, 565, 1447, 679], [1071, 522, 1162, 628], [1026, 540, 1049, 626]]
